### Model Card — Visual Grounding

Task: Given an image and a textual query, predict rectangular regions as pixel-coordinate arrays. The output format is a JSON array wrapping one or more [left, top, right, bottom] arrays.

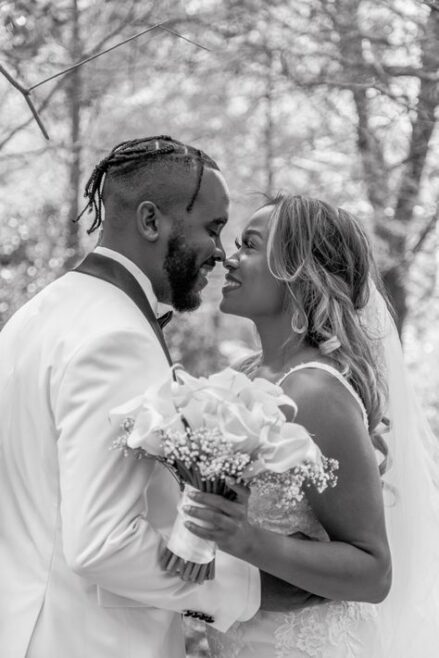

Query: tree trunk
[[335, 1, 439, 334], [261, 12, 276, 198], [335, 0, 390, 214], [264, 52, 275, 197], [64, 0, 82, 270], [386, 7, 439, 328]]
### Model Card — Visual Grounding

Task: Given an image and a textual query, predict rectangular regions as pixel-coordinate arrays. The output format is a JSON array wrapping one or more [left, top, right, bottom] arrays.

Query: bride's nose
[[223, 254, 239, 270]]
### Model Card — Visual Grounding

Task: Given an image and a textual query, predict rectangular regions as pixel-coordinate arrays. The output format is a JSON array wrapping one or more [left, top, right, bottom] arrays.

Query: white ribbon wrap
[[166, 484, 216, 564]]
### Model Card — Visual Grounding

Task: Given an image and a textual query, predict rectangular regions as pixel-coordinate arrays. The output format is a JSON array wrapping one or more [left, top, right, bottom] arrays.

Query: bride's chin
[[219, 298, 249, 318], [219, 296, 237, 314]]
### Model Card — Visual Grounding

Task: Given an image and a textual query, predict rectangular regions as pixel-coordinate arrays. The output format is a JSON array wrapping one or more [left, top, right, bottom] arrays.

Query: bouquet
[[110, 366, 338, 583]]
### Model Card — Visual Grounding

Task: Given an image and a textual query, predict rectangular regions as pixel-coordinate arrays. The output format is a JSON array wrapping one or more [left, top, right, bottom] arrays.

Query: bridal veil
[[363, 282, 439, 656]]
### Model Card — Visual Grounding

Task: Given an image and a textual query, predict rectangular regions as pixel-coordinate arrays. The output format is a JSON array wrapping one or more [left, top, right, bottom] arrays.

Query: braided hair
[[76, 135, 220, 234]]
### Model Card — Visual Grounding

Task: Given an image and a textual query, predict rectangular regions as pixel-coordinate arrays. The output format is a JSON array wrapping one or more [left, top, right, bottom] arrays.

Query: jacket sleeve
[[54, 328, 260, 632]]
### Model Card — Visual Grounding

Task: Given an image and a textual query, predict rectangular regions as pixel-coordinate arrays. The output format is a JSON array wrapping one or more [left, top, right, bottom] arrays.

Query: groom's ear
[[136, 201, 161, 242]]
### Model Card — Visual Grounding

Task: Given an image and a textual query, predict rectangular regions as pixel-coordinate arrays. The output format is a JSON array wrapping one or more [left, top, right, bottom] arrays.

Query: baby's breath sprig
[[110, 417, 146, 459], [160, 427, 251, 484], [253, 456, 339, 509]]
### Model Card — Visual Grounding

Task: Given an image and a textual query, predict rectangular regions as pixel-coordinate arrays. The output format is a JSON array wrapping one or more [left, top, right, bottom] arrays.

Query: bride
[[183, 194, 439, 657]]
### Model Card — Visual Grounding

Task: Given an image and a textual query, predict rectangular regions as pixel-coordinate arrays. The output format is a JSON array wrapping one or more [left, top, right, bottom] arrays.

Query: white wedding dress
[[207, 362, 382, 658], [206, 283, 439, 657]]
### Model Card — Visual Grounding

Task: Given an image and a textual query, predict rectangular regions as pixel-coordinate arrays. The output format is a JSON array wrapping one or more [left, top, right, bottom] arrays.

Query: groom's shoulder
[[3, 270, 152, 345], [48, 270, 147, 321]]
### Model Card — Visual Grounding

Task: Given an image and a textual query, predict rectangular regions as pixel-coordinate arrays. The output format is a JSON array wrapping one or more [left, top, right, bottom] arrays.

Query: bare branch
[[408, 211, 439, 260], [73, 1, 142, 63], [0, 76, 66, 151], [0, 65, 50, 140], [0, 64, 27, 94], [157, 24, 211, 52], [28, 21, 168, 92], [1, 14, 211, 146]]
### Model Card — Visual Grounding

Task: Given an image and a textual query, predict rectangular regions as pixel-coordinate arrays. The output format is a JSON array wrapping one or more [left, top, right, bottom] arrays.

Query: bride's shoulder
[[281, 365, 338, 400], [281, 364, 367, 435]]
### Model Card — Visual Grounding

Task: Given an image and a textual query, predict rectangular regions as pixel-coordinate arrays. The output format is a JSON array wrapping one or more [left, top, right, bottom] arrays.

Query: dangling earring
[[290, 310, 307, 335]]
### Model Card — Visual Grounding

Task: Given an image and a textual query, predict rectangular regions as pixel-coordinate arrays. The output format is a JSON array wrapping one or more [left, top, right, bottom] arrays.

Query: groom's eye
[[234, 238, 242, 249]]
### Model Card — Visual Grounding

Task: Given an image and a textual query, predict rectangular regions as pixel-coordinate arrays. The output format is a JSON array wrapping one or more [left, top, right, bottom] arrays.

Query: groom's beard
[[164, 228, 202, 312]]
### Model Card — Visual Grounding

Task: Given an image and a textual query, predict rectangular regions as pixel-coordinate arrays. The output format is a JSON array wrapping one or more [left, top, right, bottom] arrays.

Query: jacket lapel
[[74, 252, 173, 367]]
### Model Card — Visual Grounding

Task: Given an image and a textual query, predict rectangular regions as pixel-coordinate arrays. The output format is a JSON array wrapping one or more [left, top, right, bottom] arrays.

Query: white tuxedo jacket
[[0, 248, 260, 658]]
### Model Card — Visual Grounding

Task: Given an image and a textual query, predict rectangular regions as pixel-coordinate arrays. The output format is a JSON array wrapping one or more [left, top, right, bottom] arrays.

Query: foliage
[[0, 0, 438, 434]]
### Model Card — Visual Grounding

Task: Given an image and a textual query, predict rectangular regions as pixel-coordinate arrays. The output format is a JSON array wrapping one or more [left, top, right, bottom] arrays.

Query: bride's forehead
[[244, 206, 272, 233]]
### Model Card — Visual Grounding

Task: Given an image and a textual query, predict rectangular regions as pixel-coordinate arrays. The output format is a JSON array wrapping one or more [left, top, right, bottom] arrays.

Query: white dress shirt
[[94, 245, 172, 318]]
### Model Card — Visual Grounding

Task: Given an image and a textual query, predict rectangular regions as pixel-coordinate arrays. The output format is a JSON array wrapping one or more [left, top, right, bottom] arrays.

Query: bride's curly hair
[[266, 194, 389, 473]]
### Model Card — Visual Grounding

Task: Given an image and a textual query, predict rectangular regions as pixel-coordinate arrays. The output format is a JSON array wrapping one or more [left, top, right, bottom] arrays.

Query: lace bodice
[[247, 475, 329, 540], [206, 361, 379, 657]]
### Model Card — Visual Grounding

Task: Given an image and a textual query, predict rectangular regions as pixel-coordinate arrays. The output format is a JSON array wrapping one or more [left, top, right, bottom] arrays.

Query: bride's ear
[[137, 201, 161, 242]]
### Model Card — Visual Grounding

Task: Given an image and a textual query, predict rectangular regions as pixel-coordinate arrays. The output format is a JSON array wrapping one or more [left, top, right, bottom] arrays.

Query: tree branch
[[0, 69, 66, 149], [1, 15, 210, 146], [408, 211, 438, 261], [28, 20, 168, 92], [0, 65, 49, 140]]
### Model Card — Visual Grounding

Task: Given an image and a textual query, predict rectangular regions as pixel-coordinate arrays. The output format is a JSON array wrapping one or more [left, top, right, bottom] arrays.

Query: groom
[[0, 135, 318, 658]]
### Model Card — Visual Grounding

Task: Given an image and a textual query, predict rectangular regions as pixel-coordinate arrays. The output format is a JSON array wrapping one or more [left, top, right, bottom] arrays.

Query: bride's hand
[[183, 481, 254, 558]]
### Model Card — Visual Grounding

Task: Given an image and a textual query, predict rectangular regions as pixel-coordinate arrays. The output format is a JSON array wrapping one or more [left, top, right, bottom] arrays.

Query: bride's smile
[[220, 206, 285, 321]]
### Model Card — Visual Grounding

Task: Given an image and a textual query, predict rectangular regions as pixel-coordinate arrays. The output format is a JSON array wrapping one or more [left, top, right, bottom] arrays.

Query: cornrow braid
[[75, 136, 219, 234], [187, 149, 204, 212]]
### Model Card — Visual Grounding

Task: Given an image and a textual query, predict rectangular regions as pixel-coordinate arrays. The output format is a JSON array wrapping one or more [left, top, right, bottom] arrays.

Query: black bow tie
[[157, 310, 173, 329]]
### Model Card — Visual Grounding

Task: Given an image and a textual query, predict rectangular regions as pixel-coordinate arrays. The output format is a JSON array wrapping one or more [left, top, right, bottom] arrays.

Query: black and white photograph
[[1, 1, 439, 656]]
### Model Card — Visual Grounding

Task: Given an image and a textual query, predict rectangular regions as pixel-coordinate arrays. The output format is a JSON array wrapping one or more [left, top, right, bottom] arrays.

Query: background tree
[[1, 0, 438, 433]]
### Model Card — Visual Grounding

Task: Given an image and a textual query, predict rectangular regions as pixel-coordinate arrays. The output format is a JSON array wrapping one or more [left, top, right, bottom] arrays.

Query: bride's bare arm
[[184, 369, 392, 604], [260, 568, 326, 611]]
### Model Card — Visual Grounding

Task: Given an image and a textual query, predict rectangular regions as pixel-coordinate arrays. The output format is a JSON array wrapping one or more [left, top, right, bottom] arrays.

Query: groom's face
[[163, 168, 229, 312]]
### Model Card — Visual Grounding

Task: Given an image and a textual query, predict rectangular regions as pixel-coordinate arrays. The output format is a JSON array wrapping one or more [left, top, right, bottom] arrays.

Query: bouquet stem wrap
[[166, 484, 216, 568]]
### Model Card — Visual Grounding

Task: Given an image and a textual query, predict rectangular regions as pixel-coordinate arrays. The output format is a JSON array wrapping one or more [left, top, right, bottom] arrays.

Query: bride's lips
[[222, 273, 242, 294]]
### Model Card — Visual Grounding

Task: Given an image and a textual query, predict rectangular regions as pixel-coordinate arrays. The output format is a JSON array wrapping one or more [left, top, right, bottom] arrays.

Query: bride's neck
[[256, 316, 302, 371], [255, 315, 321, 374]]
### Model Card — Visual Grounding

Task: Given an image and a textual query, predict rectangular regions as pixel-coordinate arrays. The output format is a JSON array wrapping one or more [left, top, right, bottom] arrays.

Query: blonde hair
[[266, 194, 389, 472]]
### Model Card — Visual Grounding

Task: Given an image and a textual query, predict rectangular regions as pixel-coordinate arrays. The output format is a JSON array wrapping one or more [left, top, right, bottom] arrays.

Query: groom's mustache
[[200, 258, 219, 271]]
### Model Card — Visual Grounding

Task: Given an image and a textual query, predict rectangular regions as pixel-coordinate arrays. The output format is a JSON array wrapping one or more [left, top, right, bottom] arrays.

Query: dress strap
[[277, 361, 369, 430]]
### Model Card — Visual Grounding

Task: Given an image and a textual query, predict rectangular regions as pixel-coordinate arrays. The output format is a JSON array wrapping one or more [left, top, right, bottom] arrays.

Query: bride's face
[[220, 205, 285, 320]]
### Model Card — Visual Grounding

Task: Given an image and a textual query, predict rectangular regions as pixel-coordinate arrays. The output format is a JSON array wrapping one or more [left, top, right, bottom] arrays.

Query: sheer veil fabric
[[363, 283, 439, 656]]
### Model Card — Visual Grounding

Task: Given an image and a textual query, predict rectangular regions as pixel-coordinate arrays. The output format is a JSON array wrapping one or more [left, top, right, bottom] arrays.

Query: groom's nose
[[213, 242, 226, 262]]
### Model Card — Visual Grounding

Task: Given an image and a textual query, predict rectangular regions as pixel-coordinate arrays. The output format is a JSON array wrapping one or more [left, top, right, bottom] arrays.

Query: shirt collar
[[94, 246, 172, 318]]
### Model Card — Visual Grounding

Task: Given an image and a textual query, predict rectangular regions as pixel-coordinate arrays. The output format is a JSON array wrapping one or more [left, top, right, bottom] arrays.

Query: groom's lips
[[193, 262, 215, 291]]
